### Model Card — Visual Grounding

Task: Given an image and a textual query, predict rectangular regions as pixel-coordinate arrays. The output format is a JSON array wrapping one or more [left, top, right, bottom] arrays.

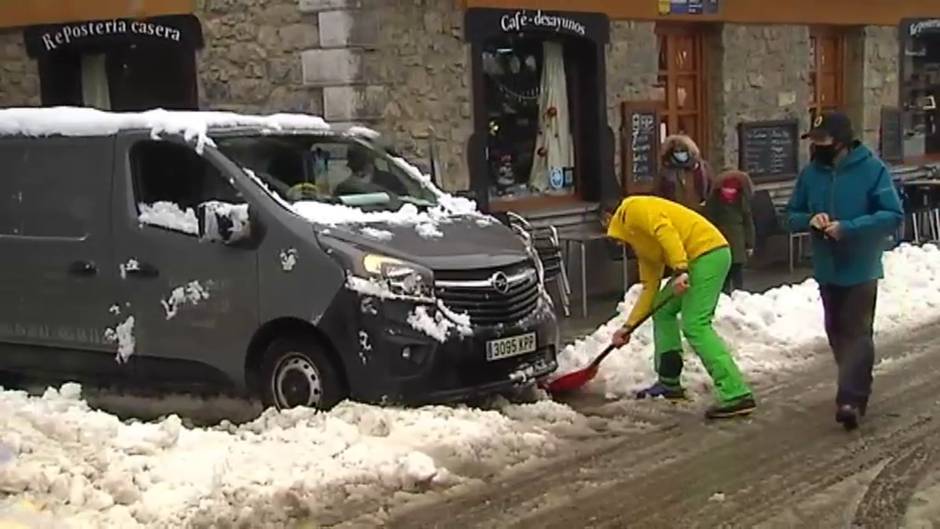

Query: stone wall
[[605, 21, 658, 181], [367, 0, 473, 192], [298, 0, 471, 192], [0, 29, 40, 107], [855, 26, 900, 150], [711, 24, 812, 171], [195, 0, 322, 114]]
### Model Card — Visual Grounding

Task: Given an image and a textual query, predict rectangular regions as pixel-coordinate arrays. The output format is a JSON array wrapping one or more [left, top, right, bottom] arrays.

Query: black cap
[[802, 111, 855, 144]]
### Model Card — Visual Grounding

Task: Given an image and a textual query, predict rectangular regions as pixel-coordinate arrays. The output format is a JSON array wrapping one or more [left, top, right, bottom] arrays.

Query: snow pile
[[0, 107, 329, 154], [407, 305, 473, 343], [104, 317, 135, 364], [161, 281, 211, 320], [556, 244, 940, 398], [360, 227, 394, 241], [0, 385, 585, 528], [200, 201, 250, 242], [137, 202, 198, 235], [279, 249, 298, 272], [119, 259, 140, 280], [344, 126, 381, 140]]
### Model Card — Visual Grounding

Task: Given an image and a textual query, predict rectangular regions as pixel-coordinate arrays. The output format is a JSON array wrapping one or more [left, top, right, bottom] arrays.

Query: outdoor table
[[558, 229, 632, 318]]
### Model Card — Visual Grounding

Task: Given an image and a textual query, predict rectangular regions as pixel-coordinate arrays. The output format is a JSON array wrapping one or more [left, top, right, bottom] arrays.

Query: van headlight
[[361, 254, 435, 301]]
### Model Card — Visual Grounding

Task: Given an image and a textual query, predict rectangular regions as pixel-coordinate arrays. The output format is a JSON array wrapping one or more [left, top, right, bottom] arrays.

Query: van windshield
[[214, 135, 438, 210]]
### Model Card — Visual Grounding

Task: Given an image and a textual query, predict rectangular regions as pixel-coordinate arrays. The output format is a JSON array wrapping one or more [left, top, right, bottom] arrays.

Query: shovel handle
[[593, 293, 676, 368]]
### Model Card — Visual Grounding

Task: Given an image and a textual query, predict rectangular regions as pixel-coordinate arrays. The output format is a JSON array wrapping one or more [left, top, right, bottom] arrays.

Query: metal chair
[[500, 212, 572, 317]]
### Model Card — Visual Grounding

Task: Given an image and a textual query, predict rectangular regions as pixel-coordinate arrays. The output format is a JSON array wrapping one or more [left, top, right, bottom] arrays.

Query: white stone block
[[322, 85, 385, 121], [318, 9, 379, 48], [299, 0, 354, 13], [319, 10, 354, 47], [301, 48, 362, 86]]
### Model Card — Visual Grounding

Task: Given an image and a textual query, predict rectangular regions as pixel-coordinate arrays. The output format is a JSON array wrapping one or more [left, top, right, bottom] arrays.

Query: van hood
[[319, 215, 531, 271]]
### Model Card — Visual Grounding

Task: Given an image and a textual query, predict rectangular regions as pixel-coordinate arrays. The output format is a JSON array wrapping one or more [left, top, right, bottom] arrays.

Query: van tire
[[259, 337, 346, 411]]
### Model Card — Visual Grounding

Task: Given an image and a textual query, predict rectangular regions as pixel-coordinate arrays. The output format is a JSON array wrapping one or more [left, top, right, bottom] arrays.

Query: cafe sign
[[499, 10, 587, 37], [909, 19, 940, 37]]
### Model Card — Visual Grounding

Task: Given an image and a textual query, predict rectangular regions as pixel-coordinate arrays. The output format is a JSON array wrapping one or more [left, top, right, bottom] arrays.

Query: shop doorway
[[38, 44, 198, 111], [901, 19, 940, 158], [25, 15, 203, 112]]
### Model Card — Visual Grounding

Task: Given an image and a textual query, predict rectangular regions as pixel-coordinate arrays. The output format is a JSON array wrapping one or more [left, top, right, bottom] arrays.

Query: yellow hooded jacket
[[607, 196, 729, 328]]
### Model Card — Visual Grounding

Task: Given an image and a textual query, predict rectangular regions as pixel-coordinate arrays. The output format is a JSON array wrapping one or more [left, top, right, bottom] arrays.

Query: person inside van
[[335, 144, 407, 196]]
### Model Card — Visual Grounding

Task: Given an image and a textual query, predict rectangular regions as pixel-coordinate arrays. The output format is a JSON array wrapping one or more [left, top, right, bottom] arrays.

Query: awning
[[0, 0, 193, 29]]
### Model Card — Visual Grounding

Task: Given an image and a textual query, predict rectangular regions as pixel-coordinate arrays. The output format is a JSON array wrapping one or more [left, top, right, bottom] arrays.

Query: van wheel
[[259, 337, 346, 411]]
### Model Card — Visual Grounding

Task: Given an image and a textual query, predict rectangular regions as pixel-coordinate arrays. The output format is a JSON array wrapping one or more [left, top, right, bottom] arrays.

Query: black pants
[[819, 281, 878, 412], [722, 264, 744, 294]]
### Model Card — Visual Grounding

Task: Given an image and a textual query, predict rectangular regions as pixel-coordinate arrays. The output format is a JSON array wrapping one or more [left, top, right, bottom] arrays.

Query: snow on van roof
[[0, 107, 338, 153]]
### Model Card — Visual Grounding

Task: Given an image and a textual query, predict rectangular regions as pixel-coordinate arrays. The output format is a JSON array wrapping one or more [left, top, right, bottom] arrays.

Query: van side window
[[130, 141, 243, 235]]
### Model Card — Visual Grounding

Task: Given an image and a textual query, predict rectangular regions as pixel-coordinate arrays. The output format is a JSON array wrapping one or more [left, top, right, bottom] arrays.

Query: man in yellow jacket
[[607, 195, 756, 419]]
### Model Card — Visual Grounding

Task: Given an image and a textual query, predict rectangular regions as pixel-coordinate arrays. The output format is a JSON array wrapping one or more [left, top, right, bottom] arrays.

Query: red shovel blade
[[542, 364, 601, 394]]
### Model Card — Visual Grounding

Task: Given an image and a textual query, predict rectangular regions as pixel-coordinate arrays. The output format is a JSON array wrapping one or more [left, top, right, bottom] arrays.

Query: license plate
[[486, 333, 537, 361]]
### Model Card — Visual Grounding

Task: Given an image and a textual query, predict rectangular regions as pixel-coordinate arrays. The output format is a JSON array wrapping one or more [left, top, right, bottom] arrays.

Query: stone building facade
[[0, 1, 921, 205]]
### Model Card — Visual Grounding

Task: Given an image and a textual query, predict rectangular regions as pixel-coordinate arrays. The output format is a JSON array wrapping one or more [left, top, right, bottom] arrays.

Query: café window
[[24, 16, 203, 111], [809, 27, 846, 121], [481, 35, 579, 202], [901, 19, 940, 157], [655, 26, 708, 153]]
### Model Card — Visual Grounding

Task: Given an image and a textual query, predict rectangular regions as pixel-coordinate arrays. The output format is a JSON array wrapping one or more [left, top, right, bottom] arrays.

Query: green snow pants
[[652, 247, 752, 404]]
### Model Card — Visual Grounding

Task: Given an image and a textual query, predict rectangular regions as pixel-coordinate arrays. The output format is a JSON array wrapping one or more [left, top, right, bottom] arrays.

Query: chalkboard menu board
[[621, 102, 661, 194], [737, 120, 800, 181], [880, 107, 904, 164]]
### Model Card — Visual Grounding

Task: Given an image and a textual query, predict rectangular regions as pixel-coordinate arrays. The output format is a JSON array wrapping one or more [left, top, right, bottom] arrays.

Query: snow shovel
[[542, 294, 675, 395]]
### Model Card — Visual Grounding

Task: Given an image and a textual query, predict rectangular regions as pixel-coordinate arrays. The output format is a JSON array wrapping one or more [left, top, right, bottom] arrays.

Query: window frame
[[655, 24, 710, 155], [128, 138, 244, 237], [809, 26, 847, 121]]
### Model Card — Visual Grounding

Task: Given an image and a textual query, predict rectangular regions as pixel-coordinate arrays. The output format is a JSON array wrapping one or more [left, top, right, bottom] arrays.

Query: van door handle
[[124, 262, 159, 278], [68, 260, 97, 276]]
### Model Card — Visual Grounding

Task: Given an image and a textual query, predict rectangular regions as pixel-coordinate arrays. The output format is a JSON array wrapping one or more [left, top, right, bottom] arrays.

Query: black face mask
[[812, 144, 838, 166]]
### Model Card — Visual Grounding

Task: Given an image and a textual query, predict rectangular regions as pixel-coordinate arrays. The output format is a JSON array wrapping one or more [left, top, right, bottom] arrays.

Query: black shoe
[[705, 396, 756, 420], [836, 405, 860, 431]]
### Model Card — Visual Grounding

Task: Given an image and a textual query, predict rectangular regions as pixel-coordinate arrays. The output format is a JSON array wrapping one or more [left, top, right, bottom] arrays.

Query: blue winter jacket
[[786, 143, 903, 287]]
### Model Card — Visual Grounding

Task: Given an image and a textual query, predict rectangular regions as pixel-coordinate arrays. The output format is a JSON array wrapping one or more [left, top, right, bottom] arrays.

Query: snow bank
[[555, 244, 940, 398], [0, 385, 584, 528]]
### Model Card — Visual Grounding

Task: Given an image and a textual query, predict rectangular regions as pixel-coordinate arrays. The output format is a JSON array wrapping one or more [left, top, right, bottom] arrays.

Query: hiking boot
[[635, 382, 686, 401], [836, 404, 860, 431], [705, 396, 757, 420]]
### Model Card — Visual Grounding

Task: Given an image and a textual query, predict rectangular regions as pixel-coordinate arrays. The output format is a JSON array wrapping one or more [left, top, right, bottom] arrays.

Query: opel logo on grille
[[491, 272, 510, 294]]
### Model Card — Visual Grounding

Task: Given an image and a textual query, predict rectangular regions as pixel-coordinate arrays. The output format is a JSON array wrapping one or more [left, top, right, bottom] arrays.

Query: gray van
[[0, 108, 559, 410]]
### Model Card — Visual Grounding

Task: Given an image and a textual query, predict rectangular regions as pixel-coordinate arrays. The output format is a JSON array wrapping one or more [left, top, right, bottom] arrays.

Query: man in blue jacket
[[787, 112, 903, 431]]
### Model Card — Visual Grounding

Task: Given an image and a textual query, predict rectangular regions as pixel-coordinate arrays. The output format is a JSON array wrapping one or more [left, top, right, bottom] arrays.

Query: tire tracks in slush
[[382, 323, 940, 529]]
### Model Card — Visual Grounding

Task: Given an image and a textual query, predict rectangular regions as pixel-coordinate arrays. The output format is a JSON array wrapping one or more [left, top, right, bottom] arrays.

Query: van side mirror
[[197, 202, 251, 245]]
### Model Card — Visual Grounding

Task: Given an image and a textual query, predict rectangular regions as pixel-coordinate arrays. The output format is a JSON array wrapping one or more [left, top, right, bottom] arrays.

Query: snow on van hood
[[322, 214, 529, 270]]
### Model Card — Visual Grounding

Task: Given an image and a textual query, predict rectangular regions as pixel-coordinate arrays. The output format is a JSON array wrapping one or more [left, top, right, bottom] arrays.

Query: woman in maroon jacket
[[657, 135, 711, 213]]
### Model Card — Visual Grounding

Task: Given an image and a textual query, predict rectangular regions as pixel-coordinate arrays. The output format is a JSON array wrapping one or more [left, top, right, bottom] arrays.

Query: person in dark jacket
[[705, 169, 756, 293], [786, 112, 904, 431], [657, 135, 711, 213]]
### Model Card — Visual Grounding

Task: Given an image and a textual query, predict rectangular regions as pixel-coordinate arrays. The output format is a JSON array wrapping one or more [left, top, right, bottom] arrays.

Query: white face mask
[[673, 151, 690, 164]]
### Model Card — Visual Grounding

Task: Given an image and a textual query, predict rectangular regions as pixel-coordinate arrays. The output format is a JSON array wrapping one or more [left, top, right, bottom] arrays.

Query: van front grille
[[434, 264, 541, 326]]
